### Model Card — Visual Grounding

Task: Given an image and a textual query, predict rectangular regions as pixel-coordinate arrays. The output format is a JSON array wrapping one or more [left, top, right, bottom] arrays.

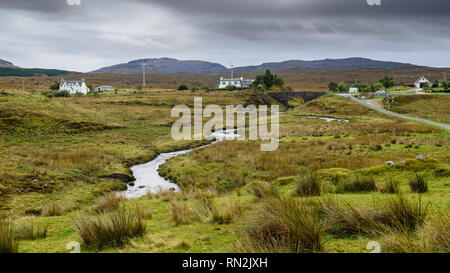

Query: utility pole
[[142, 63, 146, 88], [22, 78, 25, 91]]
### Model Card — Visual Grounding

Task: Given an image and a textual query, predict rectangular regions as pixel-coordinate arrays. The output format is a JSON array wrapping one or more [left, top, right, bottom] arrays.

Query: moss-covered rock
[[318, 168, 352, 184], [273, 176, 297, 186], [396, 158, 441, 172], [358, 165, 391, 176]]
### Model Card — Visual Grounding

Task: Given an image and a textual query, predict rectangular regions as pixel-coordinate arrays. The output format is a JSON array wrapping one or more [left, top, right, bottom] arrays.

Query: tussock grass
[[380, 195, 429, 232], [296, 171, 321, 197], [381, 213, 449, 253], [409, 174, 428, 193], [148, 188, 177, 201], [171, 201, 191, 226], [191, 195, 215, 223], [42, 204, 64, 217], [0, 221, 18, 253], [212, 199, 242, 225], [321, 198, 382, 236], [247, 181, 278, 199], [338, 175, 377, 193], [94, 192, 126, 213], [380, 178, 400, 194], [419, 213, 450, 253], [74, 208, 146, 249], [238, 196, 322, 253], [321, 195, 428, 236], [15, 223, 47, 240]]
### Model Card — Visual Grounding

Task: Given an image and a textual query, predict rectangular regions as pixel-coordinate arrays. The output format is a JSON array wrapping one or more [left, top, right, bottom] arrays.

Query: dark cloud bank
[[1, 0, 449, 71]]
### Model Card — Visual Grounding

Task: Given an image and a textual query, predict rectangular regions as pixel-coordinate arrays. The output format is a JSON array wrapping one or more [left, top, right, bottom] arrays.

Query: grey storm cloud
[[0, 0, 449, 71]]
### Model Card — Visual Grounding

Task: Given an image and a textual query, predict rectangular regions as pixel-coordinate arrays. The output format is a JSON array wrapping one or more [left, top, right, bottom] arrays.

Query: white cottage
[[60, 78, 90, 94], [414, 76, 431, 89], [219, 77, 254, 89]]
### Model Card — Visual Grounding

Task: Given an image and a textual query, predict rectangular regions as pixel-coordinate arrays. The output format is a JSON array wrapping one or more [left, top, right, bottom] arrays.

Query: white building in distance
[[219, 77, 254, 89], [94, 86, 115, 92], [60, 78, 89, 94], [349, 87, 359, 94], [414, 76, 431, 89]]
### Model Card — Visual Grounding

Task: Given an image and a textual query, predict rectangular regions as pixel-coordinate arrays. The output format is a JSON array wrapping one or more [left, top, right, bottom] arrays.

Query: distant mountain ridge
[[0, 59, 19, 68], [90, 58, 227, 74], [90, 57, 416, 75], [233, 57, 415, 74]]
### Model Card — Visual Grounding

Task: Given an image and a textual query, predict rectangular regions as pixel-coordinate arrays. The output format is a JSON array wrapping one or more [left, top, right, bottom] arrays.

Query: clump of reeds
[[0, 221, 18, 253], [409, 174, 428, 193], [238, 196, 322, 253], [74, 208, 146, 249], [296, 171, 321, 197]]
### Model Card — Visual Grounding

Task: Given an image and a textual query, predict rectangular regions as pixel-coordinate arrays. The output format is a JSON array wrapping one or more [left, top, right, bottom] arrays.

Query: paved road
[[342, 95, 450, 131]]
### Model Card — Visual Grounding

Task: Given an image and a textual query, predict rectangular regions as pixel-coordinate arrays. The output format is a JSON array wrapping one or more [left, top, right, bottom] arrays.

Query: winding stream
[[123, 130, 239, 198]]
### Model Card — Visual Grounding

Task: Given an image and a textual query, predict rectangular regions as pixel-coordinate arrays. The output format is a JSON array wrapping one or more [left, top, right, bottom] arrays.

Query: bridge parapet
[[268, 91, 328, 106]]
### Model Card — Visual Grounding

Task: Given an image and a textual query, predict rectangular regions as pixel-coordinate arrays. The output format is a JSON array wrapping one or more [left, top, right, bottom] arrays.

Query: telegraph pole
[[142, 63, 146, 88]]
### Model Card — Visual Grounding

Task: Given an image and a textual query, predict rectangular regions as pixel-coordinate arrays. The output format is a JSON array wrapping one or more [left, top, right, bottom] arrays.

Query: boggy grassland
[[0, 90, 448, 253], [383, 94, 450, 124]]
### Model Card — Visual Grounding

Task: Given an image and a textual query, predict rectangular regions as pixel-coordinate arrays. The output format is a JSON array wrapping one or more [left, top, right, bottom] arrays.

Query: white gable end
[[59, 79, 89, 94]]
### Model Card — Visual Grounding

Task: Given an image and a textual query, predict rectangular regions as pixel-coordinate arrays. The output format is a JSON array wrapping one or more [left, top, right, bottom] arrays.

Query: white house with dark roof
[[219, 77, 254, 89], [414, 76, 431, 89], [59, 78, 89, 94]]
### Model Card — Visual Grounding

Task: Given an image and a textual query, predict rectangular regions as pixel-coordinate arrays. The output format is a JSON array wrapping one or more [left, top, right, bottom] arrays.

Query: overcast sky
[[1, 0, 449, 72]]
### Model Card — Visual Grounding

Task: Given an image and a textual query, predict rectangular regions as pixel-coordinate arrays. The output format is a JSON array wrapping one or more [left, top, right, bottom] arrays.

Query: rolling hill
[[0, 59, 19, 68], [90, 58, 228, 74], [0, 67, 72, 77], [90, 57, 416, 75], [233, 57, 415, 74]]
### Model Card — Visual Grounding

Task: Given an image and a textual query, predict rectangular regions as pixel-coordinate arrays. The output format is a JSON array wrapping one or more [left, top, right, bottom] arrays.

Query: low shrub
[[369, 144, 383, 151], [178, 84, 189, 91], [42, 90, 70, 98]]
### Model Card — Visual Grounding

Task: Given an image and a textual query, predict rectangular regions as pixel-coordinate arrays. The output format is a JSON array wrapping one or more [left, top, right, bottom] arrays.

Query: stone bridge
[[268, 91, 328, 107]]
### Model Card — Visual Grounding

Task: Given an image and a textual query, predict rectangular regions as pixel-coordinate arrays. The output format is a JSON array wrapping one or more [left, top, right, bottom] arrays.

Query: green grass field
[[0, 90, 448, 253], [387, 94, 450, 124]]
